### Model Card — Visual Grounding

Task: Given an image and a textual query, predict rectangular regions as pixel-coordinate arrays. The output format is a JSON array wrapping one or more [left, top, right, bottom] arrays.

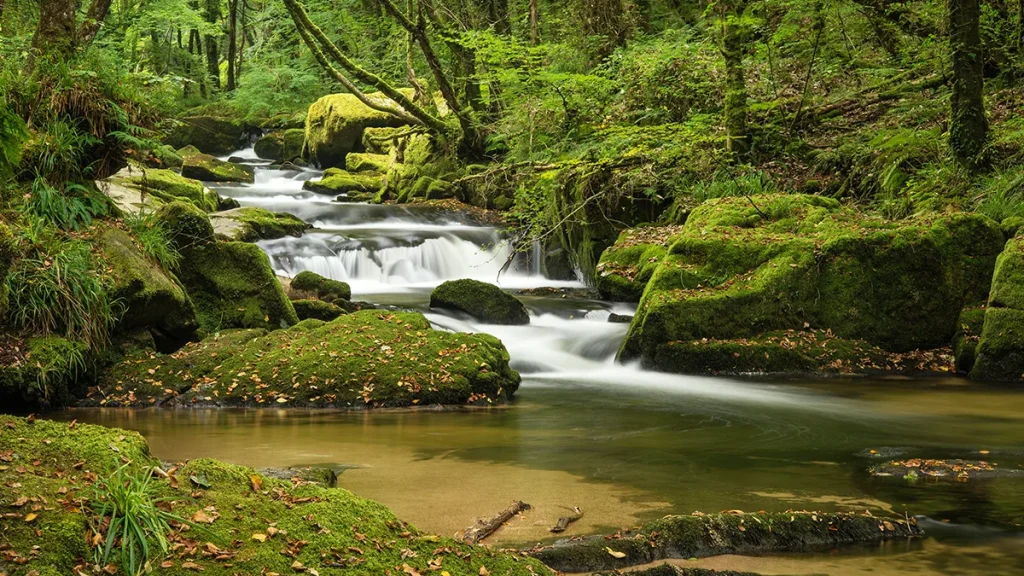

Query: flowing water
[[63, 155, 1024, 574]]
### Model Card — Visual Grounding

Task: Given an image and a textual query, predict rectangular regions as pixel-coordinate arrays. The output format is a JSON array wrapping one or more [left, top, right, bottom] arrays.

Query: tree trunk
[[948, 0, 987, 168], [29, 0, 78, 66], [204, 0, 221, 91], [721, 1, 749, 159], [227, 0, 237, 91], [529, 0, 539, 44]]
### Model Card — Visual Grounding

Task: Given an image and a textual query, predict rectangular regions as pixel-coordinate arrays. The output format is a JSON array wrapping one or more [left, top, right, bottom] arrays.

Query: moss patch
[[291, 271, 351, 302], [0, 416, 552, 576], [124, 168, 220, 212], [303, 168, 382, 197], [98, 310, 520, 408], [158, 200, 215, 249], [181, 154, 255, 184], [346, 152, 390, 173], [210, 207, 309, 242], [304, 92, 412, 169], [972, 236, 1024, 381], [431, 279, 530, 325], [292, 299, 346, 321], [0, 336, 89, 412], [618, 195, 1006, 373], [596, 226, 683, 302]]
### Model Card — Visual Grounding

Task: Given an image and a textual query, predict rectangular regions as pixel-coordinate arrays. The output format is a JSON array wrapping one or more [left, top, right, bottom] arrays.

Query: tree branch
[[78, 0, 113, 47]]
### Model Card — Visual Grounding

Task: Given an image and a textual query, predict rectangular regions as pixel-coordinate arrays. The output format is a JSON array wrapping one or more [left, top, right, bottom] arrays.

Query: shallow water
[[63, 155, 1024, 573]]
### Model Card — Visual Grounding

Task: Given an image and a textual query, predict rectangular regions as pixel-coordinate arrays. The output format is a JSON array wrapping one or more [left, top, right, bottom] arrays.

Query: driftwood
[[528, 511, 922, 573], [463, 500, 531, 545], [550, 507, 583, 533]]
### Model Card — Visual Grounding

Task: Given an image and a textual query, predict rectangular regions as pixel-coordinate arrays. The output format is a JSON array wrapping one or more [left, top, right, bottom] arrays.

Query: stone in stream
[[164, 115, 247, 155], [608, 313, 633, 324], [100, 310, 521, 408], [209, 207, 310, 242], [181, 153, 256, 184], [289, 271, 351, 302], [612, 194, 1007, 376], [971, 235, 1024, 381], [304, 91, 413, 168], [431, 279, 530, 325], [303, 167, 382, 196], [529, 511, 922, 573], [254, 128, 305, 161]]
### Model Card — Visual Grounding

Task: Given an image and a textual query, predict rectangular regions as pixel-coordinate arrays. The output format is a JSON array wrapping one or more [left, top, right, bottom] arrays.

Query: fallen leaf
[[604, 547, 626, 559], [250, 475, 262, 492], [478, 567, 490, 576], [24, 513, 38, 523], [252, 533, 267, 542]]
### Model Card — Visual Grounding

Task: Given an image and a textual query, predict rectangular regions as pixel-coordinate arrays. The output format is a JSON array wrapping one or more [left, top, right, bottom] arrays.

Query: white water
[[212, 149, 871, 414]]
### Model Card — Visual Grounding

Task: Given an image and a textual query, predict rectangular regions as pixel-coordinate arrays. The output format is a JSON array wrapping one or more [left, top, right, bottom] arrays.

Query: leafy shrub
[[27, 177, 110, 231]]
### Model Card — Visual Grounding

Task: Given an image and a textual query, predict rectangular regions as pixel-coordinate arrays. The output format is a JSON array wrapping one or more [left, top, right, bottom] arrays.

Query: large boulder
[[164, 115, 246, 155], [302, 168, 382, 199], [431, 279, 530, 325], [181, 153, 255, 184], [95, 226, 198, 342], [304, 91, 412, 168], [122, 168, 221, 211], [157, 200, 215, 249], [596, 226, 681, 302], [971, 236, 1024, 381], [253, 129, 305, 161], [101, 310, 521, 408], [618, 195, 1005, 374]]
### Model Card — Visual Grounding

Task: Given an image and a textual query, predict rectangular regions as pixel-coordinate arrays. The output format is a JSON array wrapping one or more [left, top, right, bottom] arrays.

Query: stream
[[62, 155, 1024, 574]]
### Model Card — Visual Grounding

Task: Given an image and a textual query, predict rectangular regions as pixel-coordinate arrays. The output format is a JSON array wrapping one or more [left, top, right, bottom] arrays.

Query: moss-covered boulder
[[164, 115, 246, 155], [972, 236, 1024, 381], [0, 417, 552, 575], [346, 152, 390, 173], [253, 129, 305, 161], [292, 299, 346, 321], [209, 207, 309, 242], [148, 144, 184, 169], [431, 279, 530, 325], [954, 305, 987, 373], [362, 126, 408, 154], [304, 92, 412, 168], [290, 270, 352, 302], [158, 200, 215, 249], [95, 226, 198, 341], [177, 240, 298, 333], [596, 226, 682, 302], [124, 168, 220, 211], [303, 168, 382, 198], [0, 336, 88, 411], [618, 195, 1005, 374], [100, 310, 520, 408], [181, 153, 255, 184]]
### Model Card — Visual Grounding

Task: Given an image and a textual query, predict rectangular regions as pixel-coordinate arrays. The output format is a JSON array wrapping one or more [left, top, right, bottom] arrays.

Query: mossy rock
[[290, 270, 351, 302], [431, 279, 530, 325], [157, 200, 215, 249], [0, 337, 88, 411], [304, 91, 412, 168], [101, 310, 521, 408], [176, 241, 299, 333], [124, 168, 220, 212], [396, 176, 456, 204], [0, 417, 552, 575], [972, 236, 1024, 381], [1002, 216, 1024, 238], [164, 115, 246, 155], [210, 207, 309, 242], [953, 305, 987, 374], [619, 195, 1006, 373], [253, 129, 305, 161], [181, 153, 255, 184], [292, 299, 346, 321], [303, 168, 382, 196], [362, 126, 409, 154], [95, 225, 198, 341], [596, 226, 683, 302], [177, 144, 202, 156], [149, 144, 184, 169], [346, 152, 390, 173]]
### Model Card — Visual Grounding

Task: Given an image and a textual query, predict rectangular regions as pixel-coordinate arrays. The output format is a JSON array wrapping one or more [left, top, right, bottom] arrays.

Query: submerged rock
[[181, 153, 255, 184], [530, 511, 922, 573], [254, 128, 305, 161], [972, 236, 1024, 381], [616, 195, 1005, 375], [431, 279, 530, 325], [100, 310, 520, 408], [304, 91, 412, 168], [164, 115, 246, 155]]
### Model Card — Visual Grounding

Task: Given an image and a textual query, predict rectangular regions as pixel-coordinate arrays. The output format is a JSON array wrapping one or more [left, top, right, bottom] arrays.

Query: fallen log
[[463, 500, 531, 545], [527, 511, 922, 573], [550, 507, 583, 533]]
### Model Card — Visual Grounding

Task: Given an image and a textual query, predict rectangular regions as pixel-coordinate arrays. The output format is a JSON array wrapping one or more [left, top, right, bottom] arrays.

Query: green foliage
[[88, 464, 200, 576], [975, 168, 1024, 222], [0, 102, 27, 181], [27, 177, 110, 231], [123, 210, 182, 270]]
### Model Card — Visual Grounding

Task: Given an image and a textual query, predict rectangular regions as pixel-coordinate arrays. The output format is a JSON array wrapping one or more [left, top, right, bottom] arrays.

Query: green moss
[[346, 152, 390, 173], [619, 195, 1006, 372], [972, 237, 1024, 381], [431, 279, 530, 325], [181, 153, 255, 184], [953, 305, 987, 373], [101, 310, 521, 408], [0, 337, 89, 411], [177, 144, 202, 156], [253, 129, 305, 161], [292, 299, 346, 321], [1003, 216, 1024, 238], [211, 207, 309, 242], [303, 168, 382, 196], [157, 200, 215, 249], [164, 115, 246, 155], [304, 92, 412, 168], [150, 144, 183, 169], [95, 225, 198, 340], [125, 168, 219, 212], [362, 127, 408, 154], [0, 417, 550, 576], [176, 241, 299, 333], [291, 271, 351, 302], [596, 227, 682, 302]]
